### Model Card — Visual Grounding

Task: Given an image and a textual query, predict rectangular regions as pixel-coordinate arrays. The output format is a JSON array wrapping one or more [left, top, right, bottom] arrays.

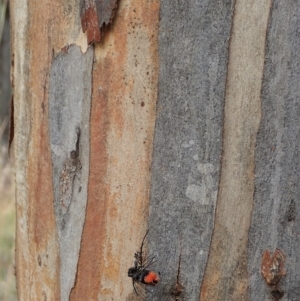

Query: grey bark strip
[[201, 0, 272, 300], [249, 1, 300, 300], [48, 45, 93, 301], [148, 1, 235, 300]]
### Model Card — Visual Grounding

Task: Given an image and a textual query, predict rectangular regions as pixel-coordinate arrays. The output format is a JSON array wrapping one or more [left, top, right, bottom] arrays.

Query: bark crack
[[171, 243, 183, 300]]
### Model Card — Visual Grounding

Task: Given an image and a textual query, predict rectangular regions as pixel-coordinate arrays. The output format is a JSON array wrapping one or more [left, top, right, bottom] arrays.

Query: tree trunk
[[11, 0, 300, 300]]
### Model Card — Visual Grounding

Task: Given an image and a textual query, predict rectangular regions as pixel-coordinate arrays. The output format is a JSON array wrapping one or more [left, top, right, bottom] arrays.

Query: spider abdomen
[[128, 268, 160, 286]]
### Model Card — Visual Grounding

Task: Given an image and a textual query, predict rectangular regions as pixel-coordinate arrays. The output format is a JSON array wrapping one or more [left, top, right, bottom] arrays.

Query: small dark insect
[[128, 229, 160, 295]]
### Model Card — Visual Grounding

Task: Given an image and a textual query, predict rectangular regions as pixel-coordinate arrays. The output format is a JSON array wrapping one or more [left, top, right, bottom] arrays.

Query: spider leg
[[144, 286, 153, 294], [142, 254, 156, 270], [133, 280, 139, 295], [139, 229, 150, 266]]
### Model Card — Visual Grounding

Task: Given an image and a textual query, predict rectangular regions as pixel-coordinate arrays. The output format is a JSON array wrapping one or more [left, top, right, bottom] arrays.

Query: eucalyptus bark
[[11, 0, 300, 300]]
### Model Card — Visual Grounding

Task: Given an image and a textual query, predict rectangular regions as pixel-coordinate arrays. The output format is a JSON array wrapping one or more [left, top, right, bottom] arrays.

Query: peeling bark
[[261, 249, 286, 286], [80, 0, 119, 44]]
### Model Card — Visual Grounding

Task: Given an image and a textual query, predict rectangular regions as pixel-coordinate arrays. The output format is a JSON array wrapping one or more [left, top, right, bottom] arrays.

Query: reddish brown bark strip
[[70, 0, 160, 299], [69, 58, 110, 300]]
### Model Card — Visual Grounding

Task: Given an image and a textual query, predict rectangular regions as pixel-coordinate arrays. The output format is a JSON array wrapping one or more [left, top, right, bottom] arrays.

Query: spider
[[128, 229, 160, 295]]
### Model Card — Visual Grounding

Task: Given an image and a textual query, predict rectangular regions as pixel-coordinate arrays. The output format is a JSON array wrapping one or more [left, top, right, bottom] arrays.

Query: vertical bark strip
[[11, 0, 89, 299], [11, 0, 61, 299], [148, 1, 234, 300], [49, 45, 93, 301], [200, 1, 272, 300], [249, 1, 300, 300], [10, 1, 30, 299], [70, 1, 160, 300]]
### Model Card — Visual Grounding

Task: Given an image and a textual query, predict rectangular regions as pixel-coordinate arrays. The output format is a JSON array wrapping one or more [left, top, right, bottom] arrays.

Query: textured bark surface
[[11, 0, 61, 299], [11, 0, 300, 300], [11, 0, 159, 300], [148, 1, 234, 300], [200, 1, 272, 300], [249, 1, 300, 300], [70, 1, 159, 300]]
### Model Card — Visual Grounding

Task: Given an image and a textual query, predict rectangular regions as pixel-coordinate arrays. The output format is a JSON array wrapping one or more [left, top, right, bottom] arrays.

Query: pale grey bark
[[148, 1, 234, 300], [249, 1, 300, 300], [49, 45, 93, 301]]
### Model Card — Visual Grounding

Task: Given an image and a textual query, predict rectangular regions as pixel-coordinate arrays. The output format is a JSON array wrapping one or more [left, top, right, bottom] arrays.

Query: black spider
[[128, 229, 160, 295]]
